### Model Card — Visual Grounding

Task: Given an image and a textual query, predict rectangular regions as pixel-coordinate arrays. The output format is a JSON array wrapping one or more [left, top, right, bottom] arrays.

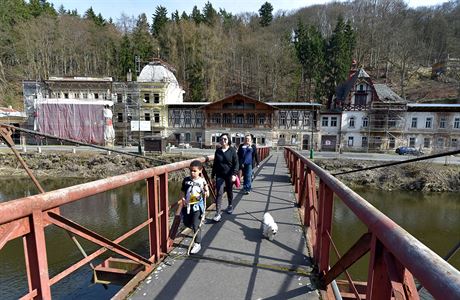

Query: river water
[[0, 178, 458, 299]]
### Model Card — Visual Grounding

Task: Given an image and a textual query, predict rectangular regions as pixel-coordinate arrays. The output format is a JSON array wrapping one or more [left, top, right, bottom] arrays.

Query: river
[[0, 178, 458, 299]]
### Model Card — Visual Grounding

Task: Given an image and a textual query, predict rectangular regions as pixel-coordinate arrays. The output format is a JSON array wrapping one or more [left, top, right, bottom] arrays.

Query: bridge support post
[[24, 210, 52, 299], [147, 176, 160, 262], [317, 182, 334, 274], [159, 173, 169, 254]]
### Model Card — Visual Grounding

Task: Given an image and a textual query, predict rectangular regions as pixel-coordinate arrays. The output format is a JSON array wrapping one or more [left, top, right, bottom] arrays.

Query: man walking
[[238, 134, 255, 194]]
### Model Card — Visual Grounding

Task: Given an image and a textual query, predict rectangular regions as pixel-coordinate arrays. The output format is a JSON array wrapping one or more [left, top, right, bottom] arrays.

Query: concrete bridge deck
[[128, 151, 320, 300]]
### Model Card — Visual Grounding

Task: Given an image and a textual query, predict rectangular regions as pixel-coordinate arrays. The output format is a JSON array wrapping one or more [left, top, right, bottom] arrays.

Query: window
[[425, 117, 432, 128], [322, 117, 329, 127], [388, 119, 396, 128], [258, 113, 265, 125], [117, 113, 123, 123], [454, 118, 460, 129], [389, 137, 395, 148], [154, 112, 160, 123], [196, 133, 202, 143], [280, 112, 286, 126], [423, 138, 430, 148], [303, 114, 310, 127], [291, 134, 297, 144], [409, 137, 416, 147], [127, 94, 132, 104], [355, 94, 367, 106], [173, 110, 180, 124], [211, 113, 221, 124], [440, 118, 446, 128], [348, 136, 354, 146], [154, 93, 160, 103], [94, 93, 99, 99], [291, 112, 299, 126], [144, 94, 150, 103], [330, 117, 337, 127], [144, 113, 151, 121], [362, 117, 368, 128], [185, 111, 191, 125], [117, 93, 122, 103], [235, 114, 244, 124], [196, 112, 202, 126], [64, 93, 69, 99], [437, 138, 444, 147], [349, 117, 355, 128], [359, 84, 364, 91], [127, 115, 132, 122], [452, 138, 458, 148], [185, 133, 191, 142], [223, 113, 232, 124], [361, 136, 368, 147], [411, 117, 417, 128], [247, 113, 255, 125], [82, 93, 88, 99]]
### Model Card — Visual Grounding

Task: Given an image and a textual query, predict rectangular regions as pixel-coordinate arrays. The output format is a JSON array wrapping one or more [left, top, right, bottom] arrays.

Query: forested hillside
[[1, 0, 459, 109]]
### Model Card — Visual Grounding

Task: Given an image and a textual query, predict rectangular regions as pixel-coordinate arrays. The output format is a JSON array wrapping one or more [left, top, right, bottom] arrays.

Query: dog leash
[[244, 209, 264, 224]]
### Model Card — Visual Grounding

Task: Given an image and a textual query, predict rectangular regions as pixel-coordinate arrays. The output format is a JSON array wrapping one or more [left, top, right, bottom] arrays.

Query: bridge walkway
[[128, 151, 320, 300]]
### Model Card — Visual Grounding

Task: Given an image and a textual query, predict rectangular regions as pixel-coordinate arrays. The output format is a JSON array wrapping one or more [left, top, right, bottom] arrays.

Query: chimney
[[127, 69, 132, 82]]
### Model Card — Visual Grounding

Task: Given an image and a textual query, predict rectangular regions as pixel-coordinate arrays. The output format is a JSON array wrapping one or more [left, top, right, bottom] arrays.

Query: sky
[[48, 0, 449, 21]]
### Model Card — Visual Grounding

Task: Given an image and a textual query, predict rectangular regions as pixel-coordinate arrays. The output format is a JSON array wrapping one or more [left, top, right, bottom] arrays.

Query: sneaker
[[213, 213, 222, 222], [226, 205, 233, 214], [190, 243, 201, 254], [244, 190, 250, 195]]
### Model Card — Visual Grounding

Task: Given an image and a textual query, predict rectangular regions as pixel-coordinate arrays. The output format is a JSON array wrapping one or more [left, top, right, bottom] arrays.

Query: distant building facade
[[21, 62, 459, 153]]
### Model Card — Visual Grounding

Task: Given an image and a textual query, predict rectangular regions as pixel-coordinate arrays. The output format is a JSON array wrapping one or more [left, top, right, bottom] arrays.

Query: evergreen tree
[[187, 60, 205, 101], [132, 13, 154, 62], [171, 10, 180, 23], [28, 0, 56, 17], [119, 34, 135, 80], [191, 6, 203, 24], [84, 7, 96, 21], [321, 16, 356, 105], [152, 5, 168, 37], [259, 2, 273, 27], [203, 1, 218, 26], [181, 11, 189, 21], [294, 21, 325, 101]]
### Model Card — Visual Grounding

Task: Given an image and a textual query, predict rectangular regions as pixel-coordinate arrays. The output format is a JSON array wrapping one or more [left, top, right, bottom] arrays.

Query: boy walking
[[180, 160, 209, 254]]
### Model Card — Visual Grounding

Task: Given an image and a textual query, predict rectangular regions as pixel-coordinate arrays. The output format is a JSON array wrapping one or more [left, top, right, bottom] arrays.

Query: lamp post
[[138, 98, 142, 155], [310, 103, 314, 159]]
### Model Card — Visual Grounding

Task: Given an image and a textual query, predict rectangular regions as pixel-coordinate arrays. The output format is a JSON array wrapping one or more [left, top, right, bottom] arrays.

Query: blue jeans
[[242, 163, 253, 191]]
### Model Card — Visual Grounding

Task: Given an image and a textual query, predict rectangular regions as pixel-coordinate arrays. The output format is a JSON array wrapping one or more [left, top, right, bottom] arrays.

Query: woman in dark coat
[[211, 133, 239, 221]]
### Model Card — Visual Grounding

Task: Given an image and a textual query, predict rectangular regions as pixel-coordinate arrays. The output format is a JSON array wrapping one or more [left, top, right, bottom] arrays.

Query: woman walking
[[211, 133, 239, 221]]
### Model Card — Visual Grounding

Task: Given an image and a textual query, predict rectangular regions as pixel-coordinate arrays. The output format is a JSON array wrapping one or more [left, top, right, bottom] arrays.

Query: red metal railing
[[0, 147, 270, 299], [284, 147, 460, 300]]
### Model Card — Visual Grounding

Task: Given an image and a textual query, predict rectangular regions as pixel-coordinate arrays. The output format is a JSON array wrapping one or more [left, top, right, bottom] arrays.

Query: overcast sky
[[48, 0, 449, 20]]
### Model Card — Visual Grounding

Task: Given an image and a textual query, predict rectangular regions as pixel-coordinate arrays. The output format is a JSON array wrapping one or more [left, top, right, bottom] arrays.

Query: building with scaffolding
[[333, 68, 407, 152]]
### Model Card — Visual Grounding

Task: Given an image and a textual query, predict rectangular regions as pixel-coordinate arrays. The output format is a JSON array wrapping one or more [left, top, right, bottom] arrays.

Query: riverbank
[[315, 159, 460, 192], [0, 152, 458, 192]]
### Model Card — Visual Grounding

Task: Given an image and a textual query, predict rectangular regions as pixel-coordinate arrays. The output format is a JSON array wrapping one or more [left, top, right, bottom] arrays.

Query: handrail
[[0, 146, 271, 299], [284, 147, 460, 299]]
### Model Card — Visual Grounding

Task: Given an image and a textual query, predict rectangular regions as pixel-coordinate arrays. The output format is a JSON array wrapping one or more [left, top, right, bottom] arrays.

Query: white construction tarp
[[35, 99, 113, 145]]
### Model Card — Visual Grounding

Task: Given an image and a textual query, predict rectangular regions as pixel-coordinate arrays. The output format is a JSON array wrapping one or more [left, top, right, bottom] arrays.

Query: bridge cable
[[332, 149, 460, 176], [0, 123, 170, 164]]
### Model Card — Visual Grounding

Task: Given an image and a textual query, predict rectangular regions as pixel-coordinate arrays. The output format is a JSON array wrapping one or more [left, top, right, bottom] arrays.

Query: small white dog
[[262, 212, 278, 241]]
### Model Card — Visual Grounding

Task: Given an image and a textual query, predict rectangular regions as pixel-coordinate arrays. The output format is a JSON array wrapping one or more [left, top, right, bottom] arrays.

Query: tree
[[151, 6, 168, 37], [203, 1, 218, 26], [132, 13, 154, 63], [294, 21, 325, 101], [320, 16, 356, 105], [191, 6, 203, 24], [259, 2, 273, 27]]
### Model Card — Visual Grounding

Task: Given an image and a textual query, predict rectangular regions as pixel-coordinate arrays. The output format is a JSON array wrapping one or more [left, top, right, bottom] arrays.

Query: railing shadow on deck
[[0, 147, 269, 299], [284, 147, 460, 300]]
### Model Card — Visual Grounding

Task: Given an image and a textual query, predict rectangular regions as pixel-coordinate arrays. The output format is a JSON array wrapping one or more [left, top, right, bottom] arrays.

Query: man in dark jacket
[[238, 134, 256, 194]]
